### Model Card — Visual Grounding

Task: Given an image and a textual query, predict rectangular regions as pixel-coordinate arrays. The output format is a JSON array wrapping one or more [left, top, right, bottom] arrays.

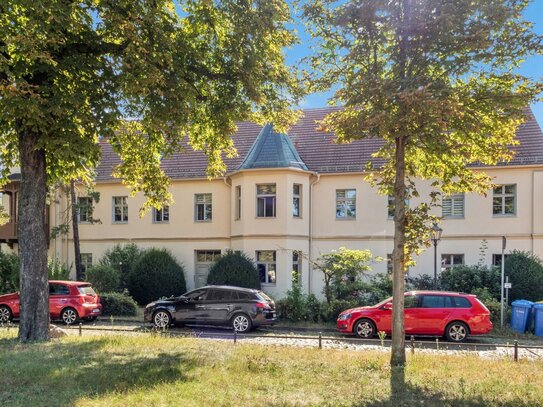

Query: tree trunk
[[18, 129, 49, 342], [70, 180, 84, 281], [390, 134, 407, 367], [389, 0, 410, 368]]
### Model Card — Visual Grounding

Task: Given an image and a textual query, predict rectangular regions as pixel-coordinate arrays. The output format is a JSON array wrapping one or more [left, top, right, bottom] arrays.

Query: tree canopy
[[0, 0, 301, 341], [303, 0, 542, 367]]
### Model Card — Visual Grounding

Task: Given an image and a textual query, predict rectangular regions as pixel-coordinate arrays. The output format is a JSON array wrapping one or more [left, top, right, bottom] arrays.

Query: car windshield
[[77, 286, 96, 296], [373, 297, 393, 307]]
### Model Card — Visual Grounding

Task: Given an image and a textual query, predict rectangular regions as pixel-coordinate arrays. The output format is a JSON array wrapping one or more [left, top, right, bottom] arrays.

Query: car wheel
[[445, 321, 469, 342], [153, 310, 172, 329], [354, 319, 376, 339], [61, 307, 79, 325], [0, 305, 12, 323], [231, 313, 252, 333]]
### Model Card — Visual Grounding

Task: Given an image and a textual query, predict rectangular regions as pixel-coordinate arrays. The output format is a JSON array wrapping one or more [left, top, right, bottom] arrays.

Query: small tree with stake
[[303, 0, 542, 367]]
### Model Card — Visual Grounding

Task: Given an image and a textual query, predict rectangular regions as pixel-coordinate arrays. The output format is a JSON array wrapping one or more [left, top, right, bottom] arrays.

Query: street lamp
[[431, 223, 443, 289]]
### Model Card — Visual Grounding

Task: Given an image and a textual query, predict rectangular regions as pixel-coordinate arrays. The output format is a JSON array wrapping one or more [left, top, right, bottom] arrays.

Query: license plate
[[92, 308, 100, 313]]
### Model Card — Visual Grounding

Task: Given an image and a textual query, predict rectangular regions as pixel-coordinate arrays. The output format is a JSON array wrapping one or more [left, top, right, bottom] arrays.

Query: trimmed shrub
[[505, 250, 543, 302], [100, 243, 143, 290], [86, 265, 120, 293], [406, 273, 435, 290], [48, 258, 71, 280], [0, 251, 19, 294], [128, 248, 186, 305], [359, 273, 393, 304], [99, 292, 138, 316], [472, 288, 504, 324], [206, 250, 260, 289], [440, 265, 500, 299]]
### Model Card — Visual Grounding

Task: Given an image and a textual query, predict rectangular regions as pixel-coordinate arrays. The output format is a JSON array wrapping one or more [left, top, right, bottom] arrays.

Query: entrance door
[[194, 250, 221, 288]]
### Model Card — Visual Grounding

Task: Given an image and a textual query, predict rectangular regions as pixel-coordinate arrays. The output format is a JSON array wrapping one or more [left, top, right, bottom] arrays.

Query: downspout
[[308, 172, 321, 295], [223, 176, 232, 251], [532, 170, 535, 253]]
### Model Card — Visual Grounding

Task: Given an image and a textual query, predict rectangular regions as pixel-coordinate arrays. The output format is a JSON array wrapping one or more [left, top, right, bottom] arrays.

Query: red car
[[0, 280, 102, 325], [337, 291, 493, 342]]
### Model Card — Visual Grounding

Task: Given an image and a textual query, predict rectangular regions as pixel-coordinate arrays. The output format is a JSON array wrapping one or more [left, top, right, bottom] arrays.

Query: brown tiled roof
[[95, 107, 543, 181]]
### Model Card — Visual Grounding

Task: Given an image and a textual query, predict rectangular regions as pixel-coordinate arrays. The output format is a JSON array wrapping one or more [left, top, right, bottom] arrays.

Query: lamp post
[[431, 223, 443, 289]]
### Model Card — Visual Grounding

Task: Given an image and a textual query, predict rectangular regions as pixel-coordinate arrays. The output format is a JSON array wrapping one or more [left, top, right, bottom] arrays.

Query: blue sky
[[286, 1, 543, 128]]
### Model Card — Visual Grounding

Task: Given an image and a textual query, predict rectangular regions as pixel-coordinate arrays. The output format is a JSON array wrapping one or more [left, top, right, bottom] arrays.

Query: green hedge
[[86, 264, 120, 293], [505, 251, 543, 302], [99, 292, 138, 316], [127, 248, 186, 305], [0, 252, 19, 294], [207, 250, 260, 289]]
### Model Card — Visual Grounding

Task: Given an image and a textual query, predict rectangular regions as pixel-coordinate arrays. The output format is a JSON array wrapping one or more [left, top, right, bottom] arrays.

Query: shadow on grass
[[0, 336, 195, 406], [361, 366, 526, 407]]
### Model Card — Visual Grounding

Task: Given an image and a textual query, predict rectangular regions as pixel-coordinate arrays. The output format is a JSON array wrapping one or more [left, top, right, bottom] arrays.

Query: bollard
[[435, 338, 439, 350], [234, 330, 237, 344], [79, 322, 82, 337], [410, 336, 415, 355], [514, 340, 518, 362], [318, 332, 322, 349]]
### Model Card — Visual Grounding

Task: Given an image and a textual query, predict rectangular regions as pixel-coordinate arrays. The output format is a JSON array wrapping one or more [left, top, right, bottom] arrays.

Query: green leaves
[[0, 0, 301, 213], [304, 0, 542, 258]]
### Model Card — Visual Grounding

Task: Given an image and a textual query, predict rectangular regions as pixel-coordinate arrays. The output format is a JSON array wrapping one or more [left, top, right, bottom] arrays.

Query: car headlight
[[338, 313, 352, 320]]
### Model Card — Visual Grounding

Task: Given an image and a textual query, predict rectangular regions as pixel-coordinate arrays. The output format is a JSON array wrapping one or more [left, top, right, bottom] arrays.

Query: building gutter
[[308, 172, 321, 295]]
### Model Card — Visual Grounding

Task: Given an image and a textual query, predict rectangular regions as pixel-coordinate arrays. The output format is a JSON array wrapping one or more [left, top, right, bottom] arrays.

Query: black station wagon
[[143, 285, 276, 333]]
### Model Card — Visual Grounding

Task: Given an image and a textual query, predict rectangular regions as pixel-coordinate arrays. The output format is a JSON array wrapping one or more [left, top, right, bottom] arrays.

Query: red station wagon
[[0, 280, 102, 325], [337, 291, 493, 342]]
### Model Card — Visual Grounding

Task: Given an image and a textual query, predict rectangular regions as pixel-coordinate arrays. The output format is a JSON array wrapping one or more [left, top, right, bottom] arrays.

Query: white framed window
[[195, 193, 212, 221], [153, 206, 169, 223], [77, 197, 93, 223], [112, 196, 128, 223], [336, 189, 356, 219], [387, 196, 394, 219], [441, 254, 464, 272], [493, 184, 516, 216], [387, 253, 393, 274], [235, 185, 241, 220], [256, 250, 276, 284], [80, 253, 92, 275], [292, 251, 301, 283], [492, 254, 511, 267], [442, 193, 465, 218], [293, 184, 301, 218], [196, 250, 221, 263], [256, 184, 276, 218]]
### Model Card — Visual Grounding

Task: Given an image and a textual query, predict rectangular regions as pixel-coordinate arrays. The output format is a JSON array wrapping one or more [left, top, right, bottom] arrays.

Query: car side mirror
[[382, 302, 393, 310]]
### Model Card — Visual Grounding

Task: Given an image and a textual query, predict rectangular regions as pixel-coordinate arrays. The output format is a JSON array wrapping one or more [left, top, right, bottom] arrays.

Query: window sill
[[335, 217, 356, 221], [442, 216, 465, 220], [194, 220, 212, 223], [152, 221, 169, 224], [261, 283, 277, 287], [112, 221, 128, 224], [255, 216, 277, 219], [492, 214, 517, 218]]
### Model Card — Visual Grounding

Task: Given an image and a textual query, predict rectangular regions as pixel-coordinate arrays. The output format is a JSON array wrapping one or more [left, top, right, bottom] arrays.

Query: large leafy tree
[[0, 0, 300, 341], [303, 0, 542, 366]]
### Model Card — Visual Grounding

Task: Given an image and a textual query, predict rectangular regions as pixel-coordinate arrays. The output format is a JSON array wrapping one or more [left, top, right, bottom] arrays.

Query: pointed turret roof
[[237, 124, 308, 171]]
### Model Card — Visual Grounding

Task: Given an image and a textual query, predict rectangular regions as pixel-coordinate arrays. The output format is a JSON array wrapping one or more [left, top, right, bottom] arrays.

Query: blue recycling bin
[[533, 304, 543, 337], [510, 300, 534, 333]]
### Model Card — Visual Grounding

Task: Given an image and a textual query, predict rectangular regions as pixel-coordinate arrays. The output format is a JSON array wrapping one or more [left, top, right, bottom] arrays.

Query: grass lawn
[[1, 331, 542, 407]]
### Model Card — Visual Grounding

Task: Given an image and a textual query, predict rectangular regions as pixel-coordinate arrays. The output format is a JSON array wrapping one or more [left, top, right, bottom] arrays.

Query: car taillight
[[256, 301, 271, 310]]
